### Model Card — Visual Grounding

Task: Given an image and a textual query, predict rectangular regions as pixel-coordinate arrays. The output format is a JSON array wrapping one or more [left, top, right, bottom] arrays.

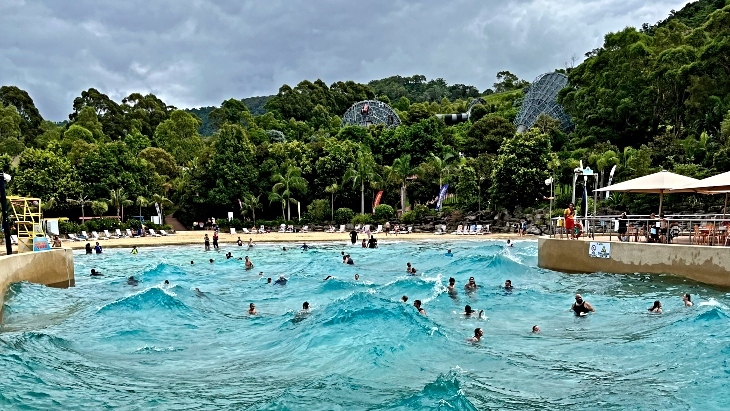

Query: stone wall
[[538, 237, 730, 287], [0, 249, 75, 320]]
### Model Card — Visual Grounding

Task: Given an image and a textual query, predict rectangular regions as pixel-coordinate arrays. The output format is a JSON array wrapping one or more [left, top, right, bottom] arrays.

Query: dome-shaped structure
[[342, 100, 401, 128], [514, 72, 572, 132]]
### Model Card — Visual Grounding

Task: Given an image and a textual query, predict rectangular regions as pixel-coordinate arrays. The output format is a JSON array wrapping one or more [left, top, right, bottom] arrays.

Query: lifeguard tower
[[8, 196, 46, 253]]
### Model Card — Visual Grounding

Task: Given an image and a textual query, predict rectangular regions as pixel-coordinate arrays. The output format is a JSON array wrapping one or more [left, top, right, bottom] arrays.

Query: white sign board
[[589, 242, 611, 258], [228, 212, 234, 221]]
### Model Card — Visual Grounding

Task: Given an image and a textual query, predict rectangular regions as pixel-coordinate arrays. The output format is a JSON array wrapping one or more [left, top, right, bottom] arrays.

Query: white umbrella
[[671, 171, 730, 217], [595, 170, 699, 215]]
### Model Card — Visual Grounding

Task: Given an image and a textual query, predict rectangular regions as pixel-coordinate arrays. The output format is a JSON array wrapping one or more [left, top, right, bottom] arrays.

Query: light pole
[[1, 170, 12, 255]]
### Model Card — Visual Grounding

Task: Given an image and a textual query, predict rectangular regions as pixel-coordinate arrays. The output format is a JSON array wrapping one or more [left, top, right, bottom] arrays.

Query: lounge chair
[[451, 225, 463, 235], [374, 225, 383, 234], [158, 230, 168, 236], [434, 224, 446, 235], [258, 225, 266, 234], [475, 225, 483, 235], [326, 226, 335, 233], [241, 228, 251, 234], [363, 224, 371, 234], [80, 231, 90, 240], [337, 225, 345, 233], [92, 231, 108, 240], [301, 225, 309, 233], [400, 226, 412, 234], [125, 228, 137, 238], [104, 230, 118, 239], [67, 233, 80, 241], [230, 227, 237, 235], [148, 229, 162, 237], [279, 224, 286, 233], [161, 229, 175, 236], [115, 229, 125, 238]]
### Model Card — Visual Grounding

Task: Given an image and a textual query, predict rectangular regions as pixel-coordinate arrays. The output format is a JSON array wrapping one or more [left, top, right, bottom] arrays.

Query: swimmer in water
[[274, 276, 288, 285], [506, 239, 513, 247], [361, 239, 367, 248], [445, 249, 453, 257], [447, 277, 457, 294], [354, 273, 359, 281], [463, 305, 484, 318], [85, 243, 92, 254], [244, 256, 254, 270], [194, 287, 206, 297], [237, 237, 243, 246], [683, 293, 693, 307], [248, 303, 257, 315], [209, 259, 214, 264], [406, 262, 412, 273], [190, 260, 194, 265], [570, 294, 595, 316], [127, 276, 139, 286], [302, 301, 310, 311], [504, 279, 513, 290], [401, 295, 408, 303], [267, 277, 272, 284], [204, 234, 210, 251], [164, 280, 169, 285], [465, 277, 478, 291], [532, 325, 540, 333], [409, 268, 418, 276], [468, 328, 484, 342], [648, 300, 662, 313], [131, 246, 138, 255], [258, 271, 263, 276], [248, 238, 255, 248], [414, 300, 426, 315], [90, 269, 102, 276], [345, 255, 354, 265], [301, 243, 309, 251], [282, 247, 287, 251]]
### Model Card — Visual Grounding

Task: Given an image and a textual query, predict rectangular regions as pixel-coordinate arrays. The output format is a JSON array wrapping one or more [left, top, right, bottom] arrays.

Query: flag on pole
[[373, 191, 384, 209], [606, 165, 617, 199], [436, 184, 449, 211]]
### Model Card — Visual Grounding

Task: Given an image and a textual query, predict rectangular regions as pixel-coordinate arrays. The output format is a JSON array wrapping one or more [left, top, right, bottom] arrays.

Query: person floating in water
[[248, 303, 257, 315], [342, 254, 354, 265], [237, 237, 243, 246], [267, 277, 272, 284], [349, 228, 358, 245], [354, 273, 360, 281], [532, 325, 540, 333], [683, 293, 693, 307], [401, 295, 408, 303], [85, 243, 92, 254], [506, 239, 513, 247], [504, 280, 513, 291], [465, 277, 478, 291], [447, 277, 457, 295], [209, 259, 214, 264], [301, 243, 310, 251], [571, 294, 595, 316], [164, 280, 170, 285], [445, 249, 453, 257], [194, 287, 206, 298], [190, 260, 194, 265], [127, 276, 139, 286], [274, 276, 288, 285], [131, 246, 138, 255], [204, 234, 210, 251], [648, 300, 662, 313], [468, 328, 484, 342], [94, 242, 103, 254], [282, 246, 287, 251], [414, 300, 426, 315], [301, 301, 310, 312], [463, 305, 484, 318], [90, 269, 103, 276], [406, 262, 413, 274], [245, 256, 254, 270], [409, 268, 418, 276]]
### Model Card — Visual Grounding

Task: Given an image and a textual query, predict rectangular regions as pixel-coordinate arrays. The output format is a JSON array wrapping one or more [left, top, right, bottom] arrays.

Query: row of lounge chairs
[[226, 224, 409, 234], [66, 228, 175, 241], [445, 224, 489, 235]]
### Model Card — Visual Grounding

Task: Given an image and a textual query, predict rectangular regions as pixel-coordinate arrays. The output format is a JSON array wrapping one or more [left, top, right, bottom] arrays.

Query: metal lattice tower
[[514, 72, 572, 132], [342, 100, 401, 128]]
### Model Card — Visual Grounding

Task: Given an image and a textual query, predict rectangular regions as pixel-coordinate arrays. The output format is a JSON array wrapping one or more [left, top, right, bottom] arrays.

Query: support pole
[[1, 170, 12, 255]]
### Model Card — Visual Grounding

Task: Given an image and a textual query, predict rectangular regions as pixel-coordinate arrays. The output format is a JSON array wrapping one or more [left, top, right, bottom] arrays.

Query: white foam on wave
[[698, 298, 728, 310]]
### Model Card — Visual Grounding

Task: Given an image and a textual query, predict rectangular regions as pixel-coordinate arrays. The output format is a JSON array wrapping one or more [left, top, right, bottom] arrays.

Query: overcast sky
[[1, 0, 693, 121]]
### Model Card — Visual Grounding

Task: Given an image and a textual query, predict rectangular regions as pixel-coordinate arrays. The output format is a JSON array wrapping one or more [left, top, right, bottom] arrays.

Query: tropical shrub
[[334, 207, 354, 224], [373, 204, 395, 221]]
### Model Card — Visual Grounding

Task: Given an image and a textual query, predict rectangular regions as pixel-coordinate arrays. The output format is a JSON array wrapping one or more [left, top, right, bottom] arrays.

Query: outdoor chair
[[148, 229, 162, 237], [115, 229, 125, 238], [230, 228, 237, 235], [104, 230, 118, 239]]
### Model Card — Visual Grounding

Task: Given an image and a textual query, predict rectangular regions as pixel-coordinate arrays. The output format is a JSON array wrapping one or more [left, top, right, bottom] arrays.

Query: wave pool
[[1, 240, 729, 410]]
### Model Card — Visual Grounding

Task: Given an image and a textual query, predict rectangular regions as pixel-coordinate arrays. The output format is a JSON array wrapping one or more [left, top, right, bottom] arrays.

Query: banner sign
[[155, 202, 162, 221], [373, 191, 384, 209], [33, 236, 51, 252], [435, 184, 449, 211], [589, 242, 611, 258]]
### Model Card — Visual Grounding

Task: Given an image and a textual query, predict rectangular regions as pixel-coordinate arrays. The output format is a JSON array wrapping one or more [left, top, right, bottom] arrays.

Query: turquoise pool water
[[1, 240, 729, 410]]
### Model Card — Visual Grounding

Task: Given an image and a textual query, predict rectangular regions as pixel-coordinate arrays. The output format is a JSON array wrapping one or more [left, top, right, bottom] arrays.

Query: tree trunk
[[400, 183, 406, 213], [81, 205, 85, 219], [331, 193, 334, 221], [361, 180, 365, 214], [286, 201, 291, 221]]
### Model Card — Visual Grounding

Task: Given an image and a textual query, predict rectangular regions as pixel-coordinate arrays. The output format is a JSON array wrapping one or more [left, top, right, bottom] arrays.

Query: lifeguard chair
[[8, 196, 45, 253]]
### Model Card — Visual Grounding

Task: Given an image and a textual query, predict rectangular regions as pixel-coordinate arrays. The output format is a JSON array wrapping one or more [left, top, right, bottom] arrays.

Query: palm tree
[[593, 150, 620, 188], [271, 166, 308, 221], [383, 154, 417, 213], [152, 194, 173, 224], [425, 152, 456, 187], [108, 188, 133, 221], [135, 196, 149, 218], [67, 194, 92, 220], [268, 191, 286, 220], [241, 194, 262, 225], [343, 150, 380, 214], [324, 183, 339, 221]]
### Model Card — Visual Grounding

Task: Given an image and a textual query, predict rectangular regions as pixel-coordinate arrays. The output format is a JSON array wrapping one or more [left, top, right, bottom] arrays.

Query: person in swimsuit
[[248, 303, 257, 315], [504, 280, 513, 290], [248, 238, 255, 248], [401, 295, 408, 303], [406, 262, 413, 274], [204, 234, 210, 251], [447, 277, 457, 295], [349, 229, 358, 245], [94, 242, 103, 254], [244, 256, 254, 270], [564, 203, 576, 240], [532, 325, 540, 333], [468, 328, 483, 342], [361, 239, 367, 248], [131, 246, 138, 255], [683, 293, 693, 307], [212, 232, 219, 250], [301, 243, 310, 251], [414, 300, 426, 315], [302, 301, 310, 311], [571, 294, 595, 315], [648, 300, 662, 313], [506, 239, 513, 247], [237, 237, 243, 246], [90, 269, 103, 276], [465, 277, 478, 291], [445, 249, 453, 257], [85, 243, 92, 254], [274, 276, 287, 285], [354, 274, 359, 281], [127, 276, 139, 286], [463, 305, 484, 318]]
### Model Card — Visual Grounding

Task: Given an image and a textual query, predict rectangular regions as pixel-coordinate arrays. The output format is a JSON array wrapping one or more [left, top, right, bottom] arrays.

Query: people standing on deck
[[571, 294, 595, 315], [564, 203, 576, 240], [617, 212, 628, 242]]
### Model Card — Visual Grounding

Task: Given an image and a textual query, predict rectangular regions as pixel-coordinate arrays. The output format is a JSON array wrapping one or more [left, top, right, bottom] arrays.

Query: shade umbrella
[[671, 171, 730, 218], [595, 170, 699, 215]]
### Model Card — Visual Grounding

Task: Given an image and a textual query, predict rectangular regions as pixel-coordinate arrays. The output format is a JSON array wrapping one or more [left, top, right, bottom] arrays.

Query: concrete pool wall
[[0, 249, 75, 320], [538, 237, 730, 287]]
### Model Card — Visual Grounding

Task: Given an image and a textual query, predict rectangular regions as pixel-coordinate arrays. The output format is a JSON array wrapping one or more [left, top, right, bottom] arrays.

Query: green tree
[[108, 188, 133, 220], [0, 86, 43, 143], [490, 129, 551, 209], [493, 71, 529, 93], [67, 192, 92, 220], [324, 183, 339, 221], [152, 194, 173, 222], [91, 201, 108, 217], [203, 124, 258, 206], [306, 199, 330, 223], [69, 87, 127, 139], [464, 114, 516, 156], [12, 148, 74, 202], [135, 195, 149, 218], [74, 106, 106, 142], [153, 110, 204, 165], [271, 165, 308, 221], [241, 193, 262, 225], [384, 154, 418, 213], [343, 148, 380, 214], [139, 147, 179, 178], [209, 98, 253, 130], [122, 93, 172, 138]]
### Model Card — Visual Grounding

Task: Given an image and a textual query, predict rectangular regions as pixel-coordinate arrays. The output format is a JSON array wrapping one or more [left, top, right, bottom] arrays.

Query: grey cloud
[[0, 0, 692, 121]]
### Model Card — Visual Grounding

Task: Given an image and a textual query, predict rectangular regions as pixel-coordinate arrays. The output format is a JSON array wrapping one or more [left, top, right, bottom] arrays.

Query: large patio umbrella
[[595, 170, 699, 215], [671, 170, 730, 217]]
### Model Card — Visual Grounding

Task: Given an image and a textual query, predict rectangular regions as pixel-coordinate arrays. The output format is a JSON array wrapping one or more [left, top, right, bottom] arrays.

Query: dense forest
[[1, 0, 729, 232]]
